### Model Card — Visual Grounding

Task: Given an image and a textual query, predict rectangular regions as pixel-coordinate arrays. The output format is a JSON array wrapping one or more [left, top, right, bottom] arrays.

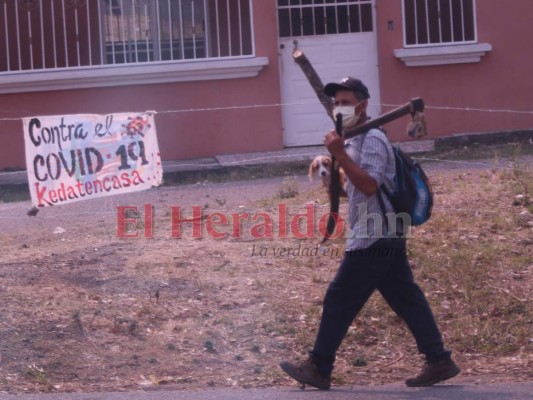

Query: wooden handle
[[293, 49, 334, 121]]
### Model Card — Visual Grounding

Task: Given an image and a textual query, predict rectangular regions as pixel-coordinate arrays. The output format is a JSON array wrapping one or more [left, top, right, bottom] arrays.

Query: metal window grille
[[403, 0, 476, 47], [0, 0, 254, 73], [277, 0, 374, 38]]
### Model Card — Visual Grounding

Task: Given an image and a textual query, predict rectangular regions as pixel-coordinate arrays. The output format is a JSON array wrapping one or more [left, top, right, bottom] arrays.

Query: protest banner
[[23, 111, 162, 208]]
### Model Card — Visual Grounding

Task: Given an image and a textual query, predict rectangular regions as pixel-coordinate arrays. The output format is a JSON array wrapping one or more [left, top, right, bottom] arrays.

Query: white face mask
[[333, 102, 362, 129]]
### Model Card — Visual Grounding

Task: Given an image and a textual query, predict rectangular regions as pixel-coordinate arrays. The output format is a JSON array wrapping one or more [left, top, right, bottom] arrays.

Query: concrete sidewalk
[[1, 383, 532, 400], [0, 140, 434, 186]]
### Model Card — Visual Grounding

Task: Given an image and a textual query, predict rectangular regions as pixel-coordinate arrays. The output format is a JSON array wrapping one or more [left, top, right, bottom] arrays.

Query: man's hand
[[324, 130, 346, 159], [324, 130, 378, 197]]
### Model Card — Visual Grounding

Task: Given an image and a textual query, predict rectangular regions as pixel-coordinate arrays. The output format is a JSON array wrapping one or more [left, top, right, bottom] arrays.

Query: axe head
[[407, 111, 428, 139]]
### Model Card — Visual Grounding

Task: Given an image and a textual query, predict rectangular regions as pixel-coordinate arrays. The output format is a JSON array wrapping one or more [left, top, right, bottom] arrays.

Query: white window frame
[[394, 0, 491, 67], [0, 0, 268, 94]]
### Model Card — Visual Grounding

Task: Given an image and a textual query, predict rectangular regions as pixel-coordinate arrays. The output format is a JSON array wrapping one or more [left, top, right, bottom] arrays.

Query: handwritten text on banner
[[23, 112, 162, 208]]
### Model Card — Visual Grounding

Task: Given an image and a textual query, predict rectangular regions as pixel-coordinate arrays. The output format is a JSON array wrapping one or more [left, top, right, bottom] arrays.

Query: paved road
[[1, 383, 532, 400]]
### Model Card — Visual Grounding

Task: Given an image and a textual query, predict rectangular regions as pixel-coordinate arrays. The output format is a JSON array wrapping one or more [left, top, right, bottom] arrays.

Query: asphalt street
[[1, 383, 532, 400]]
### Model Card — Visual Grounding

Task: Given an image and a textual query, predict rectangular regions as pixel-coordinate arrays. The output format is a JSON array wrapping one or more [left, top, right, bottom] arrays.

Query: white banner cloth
[[23, 111, 162, 208]]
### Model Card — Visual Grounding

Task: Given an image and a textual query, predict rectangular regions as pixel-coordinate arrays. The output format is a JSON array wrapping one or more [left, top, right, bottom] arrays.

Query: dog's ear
[[338, 168, 348, 197], [308, 158, 318, 181]]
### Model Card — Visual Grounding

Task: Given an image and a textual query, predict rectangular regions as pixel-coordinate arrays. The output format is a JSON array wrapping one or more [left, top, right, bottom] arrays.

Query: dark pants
[[311, 237, 450, 374]]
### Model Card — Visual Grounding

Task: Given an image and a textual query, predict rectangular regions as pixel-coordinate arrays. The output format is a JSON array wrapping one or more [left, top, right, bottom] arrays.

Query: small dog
[[308, 155, 347, 197]]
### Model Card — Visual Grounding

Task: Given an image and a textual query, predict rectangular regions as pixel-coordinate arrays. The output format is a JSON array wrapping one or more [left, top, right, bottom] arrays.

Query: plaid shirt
[[344, 128, 396, 250]]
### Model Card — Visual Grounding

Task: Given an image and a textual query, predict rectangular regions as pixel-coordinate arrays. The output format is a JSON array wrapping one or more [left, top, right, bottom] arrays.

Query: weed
[[278, 177, 299, 199], [352, 357, 367, 367], [204, 340, 217, 353], [24, 365, 54, 390]]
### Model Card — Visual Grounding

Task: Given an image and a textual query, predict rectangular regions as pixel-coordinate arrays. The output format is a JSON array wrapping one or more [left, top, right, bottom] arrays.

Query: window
[[0, 0, 253, 73], [403, 0, 476, 47], [277, 0, 373, 38]]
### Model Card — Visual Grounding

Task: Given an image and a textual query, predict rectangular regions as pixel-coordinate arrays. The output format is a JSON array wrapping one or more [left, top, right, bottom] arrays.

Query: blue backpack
[[378, 145, 433, 227]]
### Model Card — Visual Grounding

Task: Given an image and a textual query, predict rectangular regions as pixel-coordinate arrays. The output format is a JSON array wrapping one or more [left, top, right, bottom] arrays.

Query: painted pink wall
[[0, 1, 283, 170], [376, 0, 533, 142]]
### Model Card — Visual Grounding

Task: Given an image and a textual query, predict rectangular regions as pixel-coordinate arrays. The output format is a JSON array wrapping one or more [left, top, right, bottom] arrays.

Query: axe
[[292, 45, 427, 243]]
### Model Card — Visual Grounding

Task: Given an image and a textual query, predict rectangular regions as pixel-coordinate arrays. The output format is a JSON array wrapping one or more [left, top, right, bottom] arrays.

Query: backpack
[[377, 145, 433, 227]]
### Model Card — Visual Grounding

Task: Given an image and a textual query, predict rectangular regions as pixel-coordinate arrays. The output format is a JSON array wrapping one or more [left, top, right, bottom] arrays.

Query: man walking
[[280, 77, 459, 389]]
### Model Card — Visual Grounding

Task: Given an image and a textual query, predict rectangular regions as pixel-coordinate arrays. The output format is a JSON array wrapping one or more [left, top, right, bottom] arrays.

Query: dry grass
[[0, 157, 531, 394]]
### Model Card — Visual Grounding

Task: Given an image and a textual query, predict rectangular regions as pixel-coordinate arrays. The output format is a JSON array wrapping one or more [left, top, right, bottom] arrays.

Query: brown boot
[[280, 358, 331, 390], [405, 358, 460, 387]]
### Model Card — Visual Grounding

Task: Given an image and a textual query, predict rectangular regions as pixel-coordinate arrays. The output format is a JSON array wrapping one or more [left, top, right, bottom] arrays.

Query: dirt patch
[[0, 158, 531, 394]]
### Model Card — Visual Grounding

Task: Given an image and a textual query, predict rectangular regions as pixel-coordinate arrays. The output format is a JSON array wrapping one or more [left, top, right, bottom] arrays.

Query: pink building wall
[[0, 1, 283, 170], [1, 1, 532, 170], [376, 0, 533, 142]]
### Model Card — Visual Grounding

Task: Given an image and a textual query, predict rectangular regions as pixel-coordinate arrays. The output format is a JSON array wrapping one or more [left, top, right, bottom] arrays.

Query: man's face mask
[[333, 101, 363, 129]]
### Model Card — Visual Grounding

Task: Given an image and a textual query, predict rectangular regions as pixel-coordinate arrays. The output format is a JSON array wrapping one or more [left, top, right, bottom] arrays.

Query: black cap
[[324, 77, 370, 99]]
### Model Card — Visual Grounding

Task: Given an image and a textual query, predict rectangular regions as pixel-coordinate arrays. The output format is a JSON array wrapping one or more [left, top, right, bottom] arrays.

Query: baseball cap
[[324, 77, 370, 99]]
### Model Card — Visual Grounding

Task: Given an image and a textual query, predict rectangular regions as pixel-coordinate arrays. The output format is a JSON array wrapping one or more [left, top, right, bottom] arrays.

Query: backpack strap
[[360, 130, 393, 236]]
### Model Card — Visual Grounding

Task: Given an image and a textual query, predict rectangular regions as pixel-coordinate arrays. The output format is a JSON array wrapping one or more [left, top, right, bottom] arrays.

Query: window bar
[[358, 3, 363, 33], [203, 0, 209, 57], [249, 0, 255, 55], [85, 0, 92, 65], [459, 0, 465, 42], [423, 0, 429, 44], [215, 0, 221, 56], [131, 0, 138, 62], [105, 0, 111, 63], [346, 4, 350, 33], [191, 0, 197, 58], [123, 0, 130, 63], [237, 0, 242, 55], [449, 0, 454, 42], [167, 0, 173, 60], [51, 0, 58, 67], [155, 0, 162, 61], [39, 0, 45, 68], [178, 0, 185, 60], [284, 5, 290, 37], [437, 0, 442, 43], [26, 7, 34, 69], [128, 0, 134, 63], [226, 0, 231, 56], [74, 7, 81, 66], [108, 0, 116, 64], [3, 1, 10, 71], [299, 4, 304, 36], [323, 3, 326, 35], [14, 2, 21, 70], [143, 2, 149, 61], [119, 0, 127, 62], [311, 3, 316, 36], [472, 0, 478, 42], [97, 0, 104, 65], [61, 0, 68, 66], [413, 0, 419, 45], [334, 3, 339, 34]]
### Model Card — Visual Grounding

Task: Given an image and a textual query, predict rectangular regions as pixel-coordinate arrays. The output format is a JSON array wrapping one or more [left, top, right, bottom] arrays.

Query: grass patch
[[0, 183, 30, 202], [424, 140, 533, 162], [0, 159, 531, 393]]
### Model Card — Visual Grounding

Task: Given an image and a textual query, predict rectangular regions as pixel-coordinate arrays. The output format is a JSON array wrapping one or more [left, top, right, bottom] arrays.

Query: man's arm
[[324, 131, 378, 197]]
